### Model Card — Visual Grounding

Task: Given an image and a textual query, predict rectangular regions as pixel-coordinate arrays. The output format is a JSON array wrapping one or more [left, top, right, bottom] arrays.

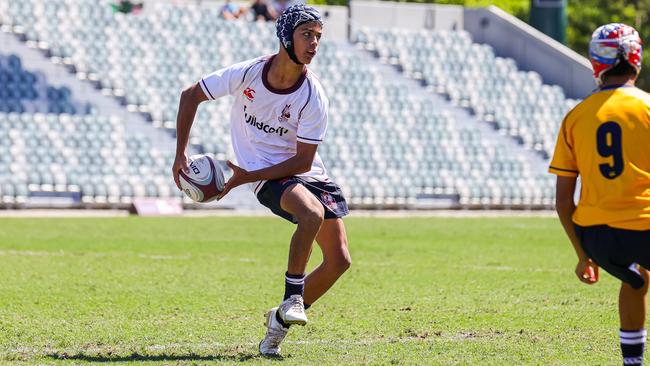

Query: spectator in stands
[[550, 23, 650, 366], [220, 0, 246, 20], [110, 1, 143, 14], [271, 0, 292, 17], [172, 5, 350, 358], [250, 0, 276, 22]]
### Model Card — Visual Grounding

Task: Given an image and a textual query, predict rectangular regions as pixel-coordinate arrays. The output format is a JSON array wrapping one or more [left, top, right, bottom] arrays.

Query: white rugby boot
[[277, 294, 308, 326], [259, 307, 289, 356]]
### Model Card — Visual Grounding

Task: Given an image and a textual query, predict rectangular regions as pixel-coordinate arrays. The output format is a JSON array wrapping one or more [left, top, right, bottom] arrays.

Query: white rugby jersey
[[199, 55, 330, 194]]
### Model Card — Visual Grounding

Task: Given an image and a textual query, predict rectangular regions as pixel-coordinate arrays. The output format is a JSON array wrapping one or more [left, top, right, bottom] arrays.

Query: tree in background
[[567, 0, 649, 90]]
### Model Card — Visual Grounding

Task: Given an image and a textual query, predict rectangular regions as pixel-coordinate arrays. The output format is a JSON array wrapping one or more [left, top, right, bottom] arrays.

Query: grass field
[[0, 215, 623, 365]]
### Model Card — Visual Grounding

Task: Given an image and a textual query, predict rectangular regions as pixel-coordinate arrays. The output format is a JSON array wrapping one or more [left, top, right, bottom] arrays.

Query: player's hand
[[172, 153, 189, 190], [217, 161, 251, 200], [575, 259, 599, 284]]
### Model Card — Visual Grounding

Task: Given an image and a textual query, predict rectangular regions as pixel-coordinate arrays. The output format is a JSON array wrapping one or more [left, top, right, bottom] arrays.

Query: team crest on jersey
[[243, 87, 255, 101], [321, 192, 338, 212], [278, 104, 291, 123]]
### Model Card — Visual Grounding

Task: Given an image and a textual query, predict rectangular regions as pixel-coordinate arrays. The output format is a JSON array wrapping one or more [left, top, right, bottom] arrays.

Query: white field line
[[0, 250, 260, 262], [460, 264, 566, 274], [0, 209, 557, 218], [0, 250, 191, 261], [0, 209, 130, 218], [348, 210, 557, 218], [136, 254, 191, 260], [353, 261, 567, 274], [0, 250, 65, 257], [0, 250, 565, 272]]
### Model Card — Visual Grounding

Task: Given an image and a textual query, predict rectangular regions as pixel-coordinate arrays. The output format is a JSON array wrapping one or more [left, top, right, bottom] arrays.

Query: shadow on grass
[[46, 351, 283, 362]]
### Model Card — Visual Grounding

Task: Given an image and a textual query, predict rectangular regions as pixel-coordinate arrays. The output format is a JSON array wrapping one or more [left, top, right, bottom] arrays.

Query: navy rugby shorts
[[256, 176, 349, 224], [575, 224, 650, 289]]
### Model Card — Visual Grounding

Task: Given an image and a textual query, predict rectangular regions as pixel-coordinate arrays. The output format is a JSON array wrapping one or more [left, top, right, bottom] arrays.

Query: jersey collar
[[598, 84, 634, 91], [262, 55, 307, 95]]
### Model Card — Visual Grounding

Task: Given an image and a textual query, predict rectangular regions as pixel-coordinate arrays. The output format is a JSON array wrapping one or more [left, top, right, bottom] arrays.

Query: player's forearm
[[556, 198, 587, 260], [247, 155, 312, 182], [175, 91, 200, 155]]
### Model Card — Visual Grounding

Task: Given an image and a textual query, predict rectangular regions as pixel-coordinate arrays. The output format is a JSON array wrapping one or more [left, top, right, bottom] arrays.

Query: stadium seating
[[0, 53, 84, 114], [0, 0, 565, 207], [354, 27, 579, 160], [0, 111, 181, 205], [310, 45, 556, 207]]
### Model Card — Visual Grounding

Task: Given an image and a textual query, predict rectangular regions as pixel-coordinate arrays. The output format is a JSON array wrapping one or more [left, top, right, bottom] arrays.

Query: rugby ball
[[178, 154, 225, 202]]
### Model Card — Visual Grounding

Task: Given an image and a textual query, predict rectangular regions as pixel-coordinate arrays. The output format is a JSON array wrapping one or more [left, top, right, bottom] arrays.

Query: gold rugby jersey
[[549, 86, 650, 230]]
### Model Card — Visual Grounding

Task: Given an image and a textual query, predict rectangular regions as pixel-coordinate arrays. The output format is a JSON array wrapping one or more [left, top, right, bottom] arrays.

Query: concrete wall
[[316, 4, 348, 42], [350, 1, 463, 31], [140, 0, 349, 41], [464, 6, 595, 99]]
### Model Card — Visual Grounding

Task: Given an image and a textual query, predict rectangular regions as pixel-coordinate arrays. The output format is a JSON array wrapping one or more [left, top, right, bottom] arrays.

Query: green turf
[[0, 216, 623, 365]]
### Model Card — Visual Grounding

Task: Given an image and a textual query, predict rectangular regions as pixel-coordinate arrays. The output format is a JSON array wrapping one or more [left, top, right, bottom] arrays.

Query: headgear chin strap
[[276, 4, 323, 65]]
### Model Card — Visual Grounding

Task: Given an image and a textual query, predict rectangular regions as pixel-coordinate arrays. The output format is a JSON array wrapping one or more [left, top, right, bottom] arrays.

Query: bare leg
[[620, 267, 649, 330], [304, 218, 352, 305], [280, 184, 324, 275]]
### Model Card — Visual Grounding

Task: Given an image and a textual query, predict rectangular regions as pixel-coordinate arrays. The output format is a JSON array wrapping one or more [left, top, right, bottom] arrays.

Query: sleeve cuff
[[548, 166, 579, 177], [296, 135, 323, 144], [199, 78, 215, 100]]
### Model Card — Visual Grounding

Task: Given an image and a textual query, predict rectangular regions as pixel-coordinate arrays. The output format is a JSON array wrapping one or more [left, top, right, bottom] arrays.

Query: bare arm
[[171, 83, 208, 189], [556, 176, 582, 258], [218, 141, 318, 199], [556, 175, 598, 284], [249, 141, 317, 181]]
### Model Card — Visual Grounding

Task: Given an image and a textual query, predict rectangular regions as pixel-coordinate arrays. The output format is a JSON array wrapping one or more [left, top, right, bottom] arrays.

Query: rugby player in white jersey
[[171, 5, 351, 357]]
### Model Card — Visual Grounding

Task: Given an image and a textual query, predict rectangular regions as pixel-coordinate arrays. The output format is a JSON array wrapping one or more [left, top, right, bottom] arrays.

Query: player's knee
[[332, 244, 352, 274], [333, 257, 351, 276], [296, 205, 324, 230], [339, 252, 352, 273], [636, 267, 650, 294]]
